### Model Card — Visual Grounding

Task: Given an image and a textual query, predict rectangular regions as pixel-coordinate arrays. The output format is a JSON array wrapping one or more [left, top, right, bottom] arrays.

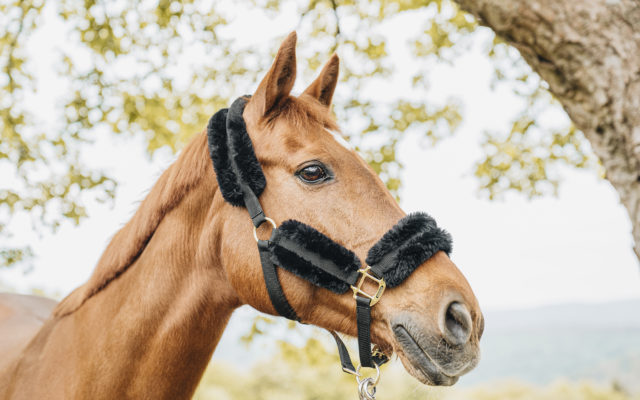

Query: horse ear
[[251, 31, 297, 117], [303, 53, 339, 108]]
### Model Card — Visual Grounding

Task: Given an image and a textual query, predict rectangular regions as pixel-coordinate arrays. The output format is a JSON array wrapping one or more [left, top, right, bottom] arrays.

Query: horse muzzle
[[391, 301, 482, 386]]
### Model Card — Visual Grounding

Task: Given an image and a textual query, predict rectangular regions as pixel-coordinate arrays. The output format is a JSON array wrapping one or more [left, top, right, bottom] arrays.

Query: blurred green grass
[[195, 355, 639, 400], [195, 360, 639, 400]]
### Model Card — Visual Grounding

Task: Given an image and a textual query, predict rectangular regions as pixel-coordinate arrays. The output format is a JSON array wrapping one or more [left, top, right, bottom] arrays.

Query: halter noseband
[[207, 97, 453, 389]]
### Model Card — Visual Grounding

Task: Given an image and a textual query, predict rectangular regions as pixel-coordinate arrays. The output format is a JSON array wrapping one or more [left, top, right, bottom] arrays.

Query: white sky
[[2, 2, 639, 313]]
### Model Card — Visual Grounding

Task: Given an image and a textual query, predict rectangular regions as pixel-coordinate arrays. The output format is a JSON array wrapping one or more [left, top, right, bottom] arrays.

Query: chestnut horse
[[0, 32, 483, 399]]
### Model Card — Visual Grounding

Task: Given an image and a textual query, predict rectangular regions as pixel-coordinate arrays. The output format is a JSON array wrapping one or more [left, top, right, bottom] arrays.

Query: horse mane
[[53, 132, 212, 317], [52, 95, 336, 318]]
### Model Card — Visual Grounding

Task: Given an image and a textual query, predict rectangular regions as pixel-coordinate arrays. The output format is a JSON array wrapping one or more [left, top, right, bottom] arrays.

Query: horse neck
[[10, 133, 242, 399], [76, 174, 238, 398]]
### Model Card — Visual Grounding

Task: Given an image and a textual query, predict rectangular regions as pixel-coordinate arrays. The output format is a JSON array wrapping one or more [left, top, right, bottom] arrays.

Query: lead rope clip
[[358, 378, 377, 400], [355, 364, 380, 400]]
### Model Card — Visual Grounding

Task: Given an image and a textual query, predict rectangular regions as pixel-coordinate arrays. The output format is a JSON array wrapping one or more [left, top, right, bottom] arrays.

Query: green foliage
[[475, 122, 597, 199], [1, 0, 597, 269], [1, 0, 116, 267], [240, 315, 278, 345], [452, 381, 639, 400], [0, 246, 33, 268], [195, 338, 354, 400], [475, 38, 599, 199]]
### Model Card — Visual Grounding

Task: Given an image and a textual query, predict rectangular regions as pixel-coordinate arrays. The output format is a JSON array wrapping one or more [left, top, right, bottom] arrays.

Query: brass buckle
[[351, 266, 385, 306], [371, 345, 386, 360]]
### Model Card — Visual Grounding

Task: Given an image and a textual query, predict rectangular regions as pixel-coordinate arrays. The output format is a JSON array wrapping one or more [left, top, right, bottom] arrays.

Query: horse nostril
[[442, 302, 472, 346]]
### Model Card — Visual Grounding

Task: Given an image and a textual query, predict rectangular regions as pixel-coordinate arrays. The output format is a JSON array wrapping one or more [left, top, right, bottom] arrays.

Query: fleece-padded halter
[[271, 215, 452, 293], [206, 97, 453, 372]]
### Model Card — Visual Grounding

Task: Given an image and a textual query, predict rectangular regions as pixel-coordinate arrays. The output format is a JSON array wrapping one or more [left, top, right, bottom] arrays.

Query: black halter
[[207, 97, 453, 374]]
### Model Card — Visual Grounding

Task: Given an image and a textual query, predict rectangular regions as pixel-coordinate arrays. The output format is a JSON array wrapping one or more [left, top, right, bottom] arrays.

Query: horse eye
[[297, 164, 328, 183]]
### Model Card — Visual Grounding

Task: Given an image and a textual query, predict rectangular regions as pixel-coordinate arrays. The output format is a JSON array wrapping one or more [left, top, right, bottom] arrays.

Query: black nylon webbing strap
[[329, 298, 389, 374], [330, 330, 357, 374], [222, 100, 296, 320], [356, 296, 374, 368], [242, 185, 266, 228], [258, 239, 300, 322], [330, 331, 389, 374], [368, 249, 396, 281]]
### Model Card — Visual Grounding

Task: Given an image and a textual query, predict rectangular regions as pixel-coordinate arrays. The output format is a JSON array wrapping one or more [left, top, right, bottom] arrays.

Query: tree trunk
[[454, 0, 640, 262]]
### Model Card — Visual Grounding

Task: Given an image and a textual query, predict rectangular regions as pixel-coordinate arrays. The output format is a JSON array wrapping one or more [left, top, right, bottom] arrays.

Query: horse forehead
[[268, 123, 353, 155], [325, 129, 353, 150]]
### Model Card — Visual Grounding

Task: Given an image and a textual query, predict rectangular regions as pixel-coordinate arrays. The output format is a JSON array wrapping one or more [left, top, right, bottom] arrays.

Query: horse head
[[213, 32, 483, 386]]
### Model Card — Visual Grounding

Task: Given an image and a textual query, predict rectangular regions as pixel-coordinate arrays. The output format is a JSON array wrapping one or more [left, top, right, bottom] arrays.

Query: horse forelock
[[53, 132, 213, 318], [265, 95, 338, 132]]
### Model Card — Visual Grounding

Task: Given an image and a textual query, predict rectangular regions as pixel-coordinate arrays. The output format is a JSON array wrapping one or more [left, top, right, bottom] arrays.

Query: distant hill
[[459, 299, 640, 392]]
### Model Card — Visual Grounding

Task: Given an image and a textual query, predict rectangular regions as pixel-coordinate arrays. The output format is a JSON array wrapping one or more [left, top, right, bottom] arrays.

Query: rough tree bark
[[454, 0, 640, 262]]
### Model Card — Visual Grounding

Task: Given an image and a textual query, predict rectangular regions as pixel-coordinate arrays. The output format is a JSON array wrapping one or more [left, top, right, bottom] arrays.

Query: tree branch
[[454, 0, 640, 262]]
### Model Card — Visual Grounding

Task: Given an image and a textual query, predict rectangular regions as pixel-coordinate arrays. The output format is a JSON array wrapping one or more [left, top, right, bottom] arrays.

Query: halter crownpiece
[[206, 97, 453, 398], [207, 97, 265, 208]]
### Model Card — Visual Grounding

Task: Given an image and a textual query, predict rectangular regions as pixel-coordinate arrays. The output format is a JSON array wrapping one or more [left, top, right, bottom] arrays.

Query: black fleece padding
[[207, 108, 238, 204], [366, 212, 452, 288], [270, 220, 362, 294], [206, 97, 266, 207]]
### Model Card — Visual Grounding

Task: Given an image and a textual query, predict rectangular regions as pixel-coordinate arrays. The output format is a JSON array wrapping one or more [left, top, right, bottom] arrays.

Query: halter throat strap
[[257, 238, 300, 321]]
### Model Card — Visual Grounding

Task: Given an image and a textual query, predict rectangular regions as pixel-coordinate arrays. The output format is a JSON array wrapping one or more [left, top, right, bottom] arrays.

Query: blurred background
[[1, 0, 639, 399]]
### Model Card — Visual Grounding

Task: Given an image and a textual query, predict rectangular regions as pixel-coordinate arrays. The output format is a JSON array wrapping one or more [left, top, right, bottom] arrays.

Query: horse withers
[[0, 32, 483, 399]]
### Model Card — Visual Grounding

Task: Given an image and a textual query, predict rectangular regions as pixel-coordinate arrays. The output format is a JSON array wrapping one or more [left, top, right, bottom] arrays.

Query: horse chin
[[391, 322, 477, 386]]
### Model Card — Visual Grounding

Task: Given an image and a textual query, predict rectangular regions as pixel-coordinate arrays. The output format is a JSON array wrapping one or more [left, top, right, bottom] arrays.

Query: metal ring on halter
[[253, 217, 277, 242], [355, 363, 380, 386]]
